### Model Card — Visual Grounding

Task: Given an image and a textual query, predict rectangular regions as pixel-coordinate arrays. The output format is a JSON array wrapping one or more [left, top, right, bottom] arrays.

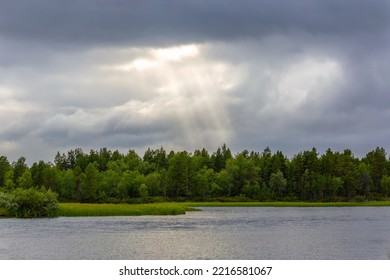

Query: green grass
[[58, 203, 194, 217], [184, 201, 390, 207], [56, 201, 390, 217]]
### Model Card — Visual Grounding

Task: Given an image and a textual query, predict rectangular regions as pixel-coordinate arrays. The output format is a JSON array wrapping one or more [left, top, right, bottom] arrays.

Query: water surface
[[1, 207, 390, 259]]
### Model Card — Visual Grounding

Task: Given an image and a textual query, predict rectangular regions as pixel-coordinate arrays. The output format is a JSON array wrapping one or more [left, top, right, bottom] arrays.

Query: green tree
[[17, 169, 33, 189], [211, 144, 232, 172], [138, 183, 149, 201], [214, 169, 233, 197], [143, 147, 168, 171], [270, 151, 289, 175], [210, 182, 223, 198], [54, 152, 68, 170], [192, 148, 212, 171], [338, 149, 359, 200], [74, 148, 89, 171], [98, 169, 119, 199], [145, 172, 162, 197], [226, 153, 260, 196], [4, 170, 16, 190], [97, 147, 112, 171], [321, 175, 343, 201], [242, 183, 260, 199], [193, 167, 215, 200], [357, 163, 372, 198], [330, 176, 343, 200], [117, 170, 144, 199], [31, 160, 45, 187], [269, 170, 287, 199], [363, 147, 387, 193], [380, 175, 390, 198], [258, 182, 271, 201], [320, 148, 338, 176], [83, 163, 100, 202], [116, 178, 128, 201], [58, 169, 76, 200], [289, 152, 305, 198], [303, 148, 319, 173], [12, 156, 28, 182], [0, 156, 11, 188], [125, 150, 143, 171], [167, 151, 192, 198], [73, 166, 85, 202], [258, 147, 273, 184], [225, 158, 240, 196]]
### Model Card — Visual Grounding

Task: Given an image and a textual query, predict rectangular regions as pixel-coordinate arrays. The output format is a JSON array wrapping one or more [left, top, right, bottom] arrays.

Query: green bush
[[0, 192, 16, 215], [1, 188, 58, 218]]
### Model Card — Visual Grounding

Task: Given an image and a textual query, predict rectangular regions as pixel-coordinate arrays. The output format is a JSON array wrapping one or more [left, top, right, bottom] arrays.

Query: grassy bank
[[58, 202, 194, 217], [185, 201, 390, 207], [2, 201, 389, 218], [58, 201, 390, 217]]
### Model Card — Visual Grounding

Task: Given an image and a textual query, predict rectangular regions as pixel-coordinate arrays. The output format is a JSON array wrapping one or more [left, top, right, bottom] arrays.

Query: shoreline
[[2, 201, 390, 218], [58, 201, 390, 217]]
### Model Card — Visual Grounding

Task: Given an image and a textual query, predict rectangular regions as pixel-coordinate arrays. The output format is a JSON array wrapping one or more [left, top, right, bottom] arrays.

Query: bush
[[0, 191, 16, 215], [1, 188, 58, 218], [0, 192, 9, 207]]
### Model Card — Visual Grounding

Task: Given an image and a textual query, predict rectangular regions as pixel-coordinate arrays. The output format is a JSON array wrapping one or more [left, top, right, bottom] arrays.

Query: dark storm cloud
[[0, 0, 388, 47], [1, 0, 390, 162]]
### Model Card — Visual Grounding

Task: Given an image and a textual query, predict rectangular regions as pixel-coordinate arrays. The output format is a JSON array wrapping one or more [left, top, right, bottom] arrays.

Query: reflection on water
[[1, 207, 390, 259]]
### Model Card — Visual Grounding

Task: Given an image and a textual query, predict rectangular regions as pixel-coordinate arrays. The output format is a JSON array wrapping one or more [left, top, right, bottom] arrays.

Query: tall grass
[[58, 203, 192, 217], [56, 201, 390, 217]]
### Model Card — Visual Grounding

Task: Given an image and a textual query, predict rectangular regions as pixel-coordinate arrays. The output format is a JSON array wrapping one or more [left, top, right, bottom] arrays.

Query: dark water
[[1, 207, 390, 260]]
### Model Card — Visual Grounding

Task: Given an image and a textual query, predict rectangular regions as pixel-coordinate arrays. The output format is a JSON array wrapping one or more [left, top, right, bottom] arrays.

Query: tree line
[[1, 145, 390, 203]]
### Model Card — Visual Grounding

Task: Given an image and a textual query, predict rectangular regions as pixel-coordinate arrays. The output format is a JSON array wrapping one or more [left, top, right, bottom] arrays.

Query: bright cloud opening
[[109, 44, 200, 72], [153, 45, 199, 61], [117, 58, 156, 71]]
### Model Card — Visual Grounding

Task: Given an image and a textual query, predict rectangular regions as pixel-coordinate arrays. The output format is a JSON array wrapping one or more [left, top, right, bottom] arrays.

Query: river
[[1, 207, 390, 259]]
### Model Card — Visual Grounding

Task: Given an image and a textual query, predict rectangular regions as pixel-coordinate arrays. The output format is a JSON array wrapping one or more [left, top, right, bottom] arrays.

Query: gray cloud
[[0, 0, 390, 162], [1, 0, 388, 47]]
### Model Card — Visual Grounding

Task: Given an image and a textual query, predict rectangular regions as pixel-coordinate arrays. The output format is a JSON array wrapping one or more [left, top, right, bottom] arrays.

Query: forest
[[1, 145, 390, 205]]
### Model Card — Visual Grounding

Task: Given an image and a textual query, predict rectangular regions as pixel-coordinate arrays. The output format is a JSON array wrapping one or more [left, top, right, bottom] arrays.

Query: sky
[[0, 0, 389, 164]]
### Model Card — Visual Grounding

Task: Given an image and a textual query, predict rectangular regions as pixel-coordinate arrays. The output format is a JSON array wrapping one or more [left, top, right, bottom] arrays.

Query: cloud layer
[[1, 0, 389, 163]]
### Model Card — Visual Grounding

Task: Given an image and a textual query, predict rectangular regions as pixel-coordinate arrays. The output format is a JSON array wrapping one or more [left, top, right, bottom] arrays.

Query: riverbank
[[57, 202, 195, 216], [3, 201, 390, 218], [57, 201, 390, 217]]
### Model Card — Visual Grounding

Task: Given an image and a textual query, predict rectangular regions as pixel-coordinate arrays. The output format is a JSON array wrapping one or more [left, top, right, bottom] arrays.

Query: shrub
[[0, 191, 9, 207], [2, 188, 58, 218], [0, 191, 16, 215]]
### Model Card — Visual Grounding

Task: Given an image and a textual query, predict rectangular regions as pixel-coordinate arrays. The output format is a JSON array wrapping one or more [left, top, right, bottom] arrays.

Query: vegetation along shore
[[3, 201, 390, 218], [1, 145, 390, 217]]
